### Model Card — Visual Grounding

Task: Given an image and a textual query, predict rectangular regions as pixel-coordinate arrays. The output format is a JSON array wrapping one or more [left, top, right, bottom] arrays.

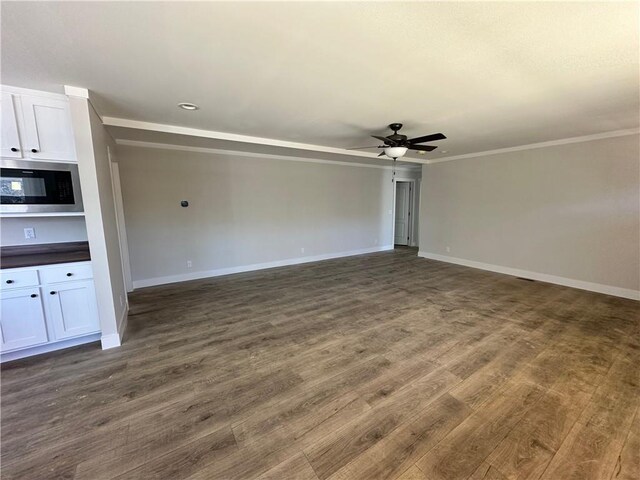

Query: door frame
[[392, 178, 417, 247], [108, 148, 133, 292]]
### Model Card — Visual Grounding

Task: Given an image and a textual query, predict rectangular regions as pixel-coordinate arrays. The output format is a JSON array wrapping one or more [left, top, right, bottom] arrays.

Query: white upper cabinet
[[20, 95, 76, 162], [1, 87, 76, 162], [1, 93, 23, 158]]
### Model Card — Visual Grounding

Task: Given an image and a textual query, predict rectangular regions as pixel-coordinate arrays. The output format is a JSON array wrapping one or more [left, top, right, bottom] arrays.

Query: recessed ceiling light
[[441, 150, 448, 154], [418, 150, 427, 155], [178, 102, 199, 111]]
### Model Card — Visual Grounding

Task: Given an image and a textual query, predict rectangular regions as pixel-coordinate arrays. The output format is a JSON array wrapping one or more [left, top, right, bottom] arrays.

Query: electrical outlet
[[119, 295, 124, 307], [446, 246, 451, 253], [301, 247, 305, 254], [374, 238, 378, 245], [24, 227, 36, 240], [187, 260, 192, 268]]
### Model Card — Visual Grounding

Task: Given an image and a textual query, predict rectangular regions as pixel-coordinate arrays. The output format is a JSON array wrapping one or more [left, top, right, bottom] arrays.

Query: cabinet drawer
[[0, 270, 39, 289], [40, 264, 93, 284]]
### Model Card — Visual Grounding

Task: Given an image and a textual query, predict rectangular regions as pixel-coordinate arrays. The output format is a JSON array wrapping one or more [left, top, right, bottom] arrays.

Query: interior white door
[[20, 95, 76, 162], [394, 182, 411, 245], [1, 93, 23, 158], [46, 280, 100, 340], [0, 288, 49, 351]]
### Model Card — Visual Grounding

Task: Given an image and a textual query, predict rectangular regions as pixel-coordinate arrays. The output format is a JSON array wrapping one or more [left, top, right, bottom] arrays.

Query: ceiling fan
[[349, 123, 446, 158]]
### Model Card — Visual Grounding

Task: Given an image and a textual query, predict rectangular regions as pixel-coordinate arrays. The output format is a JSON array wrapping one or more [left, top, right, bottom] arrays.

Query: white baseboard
[[101, 303, 129, 350], [118, 303, 129, 339], [417, 251, 640, 301], [100, 332, 121, 350], [133, 245, 394, 289], [1, 333, 101, 363]]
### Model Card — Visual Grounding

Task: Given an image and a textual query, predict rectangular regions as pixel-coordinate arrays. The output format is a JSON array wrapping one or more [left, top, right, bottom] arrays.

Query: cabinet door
[[0, 288, 48, 351], [1, 93, 23, 158], [20, 95, 76, 162], [46, 280, 100, 340]]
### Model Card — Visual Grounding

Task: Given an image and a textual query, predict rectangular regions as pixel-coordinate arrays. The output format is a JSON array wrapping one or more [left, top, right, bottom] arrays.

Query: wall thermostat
[[180, 200, 189, 207]]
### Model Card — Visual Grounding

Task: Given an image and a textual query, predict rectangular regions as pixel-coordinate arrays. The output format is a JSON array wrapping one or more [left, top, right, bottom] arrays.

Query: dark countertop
[[1, 242, 91, 269]]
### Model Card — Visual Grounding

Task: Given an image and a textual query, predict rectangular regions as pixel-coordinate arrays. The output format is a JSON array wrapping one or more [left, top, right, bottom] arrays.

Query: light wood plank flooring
[[2, 248, 638, 479]]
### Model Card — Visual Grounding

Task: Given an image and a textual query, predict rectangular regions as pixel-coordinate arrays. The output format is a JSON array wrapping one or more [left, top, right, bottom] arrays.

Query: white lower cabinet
[[47, 280, 99, 340], [0, 262, 100, 358], [0, 287, 49, 351]]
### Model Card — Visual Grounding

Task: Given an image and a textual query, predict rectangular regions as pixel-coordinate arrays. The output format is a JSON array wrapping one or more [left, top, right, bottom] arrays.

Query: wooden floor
[[2, 248, 639, 480]]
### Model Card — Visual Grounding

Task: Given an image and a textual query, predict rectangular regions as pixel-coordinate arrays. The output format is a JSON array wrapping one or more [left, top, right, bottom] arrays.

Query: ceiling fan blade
[[378, 152, 386, 157], [347, 145, 383, 150], [372, 135, 397, 146], [408, 133, 446, 144], [407, 145, 438, 152]]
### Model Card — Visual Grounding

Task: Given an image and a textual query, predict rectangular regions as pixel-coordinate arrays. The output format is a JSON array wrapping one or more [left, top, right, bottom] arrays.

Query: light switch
[[24, 228, 36, 240]]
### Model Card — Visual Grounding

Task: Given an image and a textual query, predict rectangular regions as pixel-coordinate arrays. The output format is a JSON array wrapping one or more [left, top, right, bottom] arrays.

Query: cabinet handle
[[10, 147, 19, 152], [66, 273, 73, 277], [5, 279, 13, 284], [50, 291, 56, 295], [31, 148, 38, 153], [30, 293, 38, 298]]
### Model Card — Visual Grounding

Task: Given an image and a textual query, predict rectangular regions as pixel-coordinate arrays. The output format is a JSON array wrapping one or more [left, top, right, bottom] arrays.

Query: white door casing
[[394, 182, 411, 245], [109, 155, 133, 293]]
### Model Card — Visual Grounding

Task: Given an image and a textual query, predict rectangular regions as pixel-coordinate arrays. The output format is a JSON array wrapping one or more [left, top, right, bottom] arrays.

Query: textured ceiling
[[1, 1, 638, 161]]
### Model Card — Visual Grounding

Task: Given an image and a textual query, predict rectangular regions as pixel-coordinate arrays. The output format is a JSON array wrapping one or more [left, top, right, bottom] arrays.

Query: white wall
[[0, 217, 87, 246], [68, 94, 128, 346], [116, 146, 399, 287], [419, 134, 640, 298]]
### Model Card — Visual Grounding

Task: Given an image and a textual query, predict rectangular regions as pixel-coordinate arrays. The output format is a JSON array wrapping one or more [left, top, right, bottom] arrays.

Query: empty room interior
[[1, 2, 639, 479]]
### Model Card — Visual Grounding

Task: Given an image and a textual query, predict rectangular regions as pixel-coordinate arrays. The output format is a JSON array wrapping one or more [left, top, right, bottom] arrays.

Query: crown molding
[[103, 116, 430, 164], [105, 116, 638, 168], [427, 128, 640, 164], [63, 85, 89, 99], [1, 84, 68, 100], [115, 139, 421, 172]]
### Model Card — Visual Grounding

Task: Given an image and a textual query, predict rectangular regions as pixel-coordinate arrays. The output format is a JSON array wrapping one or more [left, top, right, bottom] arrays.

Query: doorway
[[394, 180, 413, 246]]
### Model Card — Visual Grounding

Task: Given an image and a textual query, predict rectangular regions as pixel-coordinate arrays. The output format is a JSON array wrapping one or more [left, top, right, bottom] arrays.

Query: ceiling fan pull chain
[[392, 157, 396, 183]]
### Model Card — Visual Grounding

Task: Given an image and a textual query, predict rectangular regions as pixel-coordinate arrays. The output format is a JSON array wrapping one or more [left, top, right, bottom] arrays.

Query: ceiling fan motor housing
[[387, 123, 407, 144], [388, 134, 408, 144]]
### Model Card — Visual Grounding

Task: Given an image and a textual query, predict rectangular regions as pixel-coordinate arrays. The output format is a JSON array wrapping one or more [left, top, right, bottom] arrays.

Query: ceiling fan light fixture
[[384, 146, 408, 158]]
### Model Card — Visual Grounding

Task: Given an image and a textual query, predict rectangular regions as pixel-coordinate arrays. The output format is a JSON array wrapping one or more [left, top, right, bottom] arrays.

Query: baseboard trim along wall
[[118, 303, 129, 334], [101, 304, 129, 350], [101, 332, 122, 350], [1, 333, 102, 363], [133, 245, 394, 289], [417, 251, 640, 301]]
